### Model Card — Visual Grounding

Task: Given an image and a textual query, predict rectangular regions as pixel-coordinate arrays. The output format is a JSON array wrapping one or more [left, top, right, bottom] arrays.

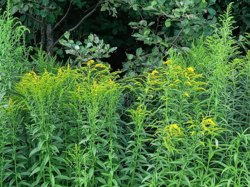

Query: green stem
[[150, 145, 163, 186]]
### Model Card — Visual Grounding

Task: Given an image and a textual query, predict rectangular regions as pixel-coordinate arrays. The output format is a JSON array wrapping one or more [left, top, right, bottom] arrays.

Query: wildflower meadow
[[1, 2, 250, 187]]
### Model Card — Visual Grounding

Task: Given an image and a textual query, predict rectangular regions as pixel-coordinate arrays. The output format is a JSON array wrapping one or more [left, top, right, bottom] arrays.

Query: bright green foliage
[[120, 0, 219, 76], [215, 0, 250, 35], [59, 32, 117, 67], [1, 3, 250, 187], [1, 61, 123, 186], [31, 46, 62, 75], [0, 4, 31, 100]]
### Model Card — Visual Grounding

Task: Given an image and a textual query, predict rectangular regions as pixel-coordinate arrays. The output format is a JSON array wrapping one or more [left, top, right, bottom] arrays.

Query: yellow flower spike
[[174, 79, 180, 83], [168, 83, 175, 87], [200, 141, 205, 147], [185, 120, 194, 124], [196, 87, 207, 91], [27, 73, 32, 77], [58, 68, 62, 76], [151, 70, 159, 76], [185, 81, 192, 86], [187, 125, 196, 129], [163, 60, 171, 65], [9, 98, 13, 104], [92, 81, 97, 88], [148, 125, 158, 128], [187, 67, 195, 74], [184, 92, 190, 97], [190, 131, 195, 136], [202, 121, 210, 131], [67, 64, 70, 70], [163, 137, 170, 151], [206, 119, 216, 126], [175, 65, 182, 70], [109, 79, 114, 84], [95, 63, 106, 68], [185, 72, 190, 80], [87, 60, 95, 66]]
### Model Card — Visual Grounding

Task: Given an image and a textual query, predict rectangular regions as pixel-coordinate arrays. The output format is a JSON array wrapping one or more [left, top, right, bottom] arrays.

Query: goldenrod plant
[[1, 3, 250, 187], [0, 1, 31, 100]]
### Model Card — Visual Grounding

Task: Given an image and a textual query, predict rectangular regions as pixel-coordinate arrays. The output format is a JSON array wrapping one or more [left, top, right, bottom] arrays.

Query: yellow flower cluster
[[187, 117, 223, 138], [151, 70, 159, 76], [95, 63, 106, 68], [87, 60, 95, 66], [58, 67, 63, 76], [163, 60, 171, 65], [155, 123, 183, 151]]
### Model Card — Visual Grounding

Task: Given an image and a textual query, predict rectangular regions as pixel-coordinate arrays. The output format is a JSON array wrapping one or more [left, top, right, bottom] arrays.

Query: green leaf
[[56, 49, 63, 55], [41, 182, 49, 187], [52, 165, 61, 178], [151, 1, 157, 6], [126, 53, 134, 60], [10, 5, 19, 15], [94, 36, 99, 44], [89, 34, 94, 42], [34, 9, 40, 15], [143, 29, 150, 36], [42, 0, 49, 6], [112, 29, 118, 35], [208, 8, 216, 16], [160, 42, 169, 48], [148, 22, 155, 26], [50, 173, 55, 187], [136, 48, 142, 56], [183, 176, 191, 187], [64, 32, 70, 40], [109, 47, 117, 52], [29, 147, 40, 158], [158, 0, 166, 6], [208, 0, 216, 6], [96, 177, 106, 184], [101, 5, 107, 11], [19, 181, 31, 186], [132, 33, 142, 38], [139, 20, 147, 26], [165, 20, 171, 27], [89, 168, 94, 180], [40, 10, 47, 17], [20, 15, 26, 22], [152, 46, 159, 55], [30, 167, 40, 176], [42, 154, 49, 167], [23, 5, 28, 12], [47, 14, 55, 23]]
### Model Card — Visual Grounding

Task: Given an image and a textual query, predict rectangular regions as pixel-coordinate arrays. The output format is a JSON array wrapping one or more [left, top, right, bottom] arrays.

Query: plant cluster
[[1, 3, 250, 187]]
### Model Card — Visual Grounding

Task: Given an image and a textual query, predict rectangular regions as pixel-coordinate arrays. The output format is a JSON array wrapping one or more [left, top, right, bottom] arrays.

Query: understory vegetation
[[1, 3, 250, 187]]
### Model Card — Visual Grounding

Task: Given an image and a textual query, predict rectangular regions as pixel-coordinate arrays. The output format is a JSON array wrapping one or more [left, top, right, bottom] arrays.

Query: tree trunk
[[40, 18, 45, 50], [46, 23, 54, 57]]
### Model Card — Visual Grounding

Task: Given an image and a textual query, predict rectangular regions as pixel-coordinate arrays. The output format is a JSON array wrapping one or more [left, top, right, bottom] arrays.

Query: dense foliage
[[1, 3, 250, 186], [1, 0, 250, 74]]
